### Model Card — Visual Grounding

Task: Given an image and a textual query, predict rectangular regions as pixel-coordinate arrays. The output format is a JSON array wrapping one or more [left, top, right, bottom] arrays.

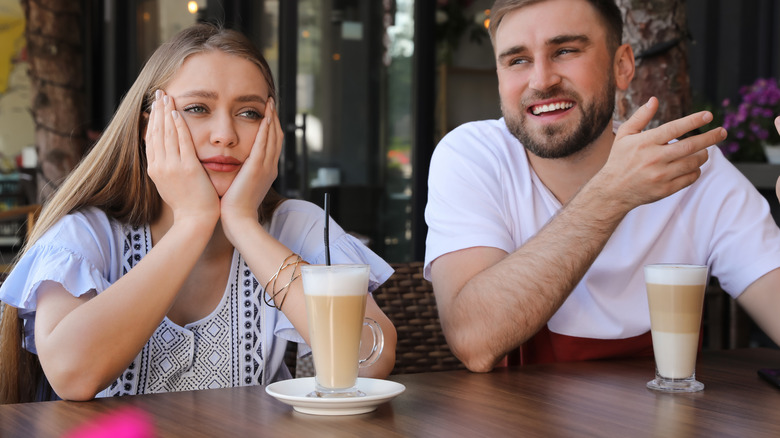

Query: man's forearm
[[442, 177, 630, 371]]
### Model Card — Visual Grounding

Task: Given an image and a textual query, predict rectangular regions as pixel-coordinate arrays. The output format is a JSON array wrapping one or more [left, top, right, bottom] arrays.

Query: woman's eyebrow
[[236, 94, 266, 104], [178, 90, 266, 104], [178, 90, 217, 99]]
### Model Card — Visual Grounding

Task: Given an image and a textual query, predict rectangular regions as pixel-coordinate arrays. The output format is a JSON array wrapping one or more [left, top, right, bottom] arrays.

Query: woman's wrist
[[221, 212, 264, 247]]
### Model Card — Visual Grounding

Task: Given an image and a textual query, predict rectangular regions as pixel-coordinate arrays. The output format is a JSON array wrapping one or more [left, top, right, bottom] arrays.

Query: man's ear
[[614, 43, 635, 91]]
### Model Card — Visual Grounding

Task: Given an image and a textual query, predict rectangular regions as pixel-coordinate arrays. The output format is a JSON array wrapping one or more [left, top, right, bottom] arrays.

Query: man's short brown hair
[[488, 0, 624, 53]]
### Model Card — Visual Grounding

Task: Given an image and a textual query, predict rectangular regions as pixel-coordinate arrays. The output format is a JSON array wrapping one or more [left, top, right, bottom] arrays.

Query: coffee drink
[[301, 264, 383, 397], [644, 264, 708, 392], [646, 283, 704, 378], [305, 293, 367, 389]]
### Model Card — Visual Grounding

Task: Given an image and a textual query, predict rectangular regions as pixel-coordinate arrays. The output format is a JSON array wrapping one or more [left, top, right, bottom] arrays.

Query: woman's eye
[[183, 105, 207, 114], [239, 109, 262, 120]]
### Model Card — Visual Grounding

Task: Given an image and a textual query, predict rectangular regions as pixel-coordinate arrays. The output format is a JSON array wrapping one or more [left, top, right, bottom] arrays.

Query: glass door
[[278, 0, 416, 262]]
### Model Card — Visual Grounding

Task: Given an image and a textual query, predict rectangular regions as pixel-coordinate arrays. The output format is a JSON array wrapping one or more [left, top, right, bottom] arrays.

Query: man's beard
[[503, 81, 616, 159]]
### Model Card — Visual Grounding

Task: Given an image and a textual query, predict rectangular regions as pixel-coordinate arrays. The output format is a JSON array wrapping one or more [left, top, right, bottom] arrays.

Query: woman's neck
[[150, 205, 232, 257]]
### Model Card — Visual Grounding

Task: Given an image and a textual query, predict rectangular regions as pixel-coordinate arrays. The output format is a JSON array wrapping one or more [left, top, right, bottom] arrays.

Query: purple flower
[[719, 141, 740, 155], [718, 77, 780, 160]]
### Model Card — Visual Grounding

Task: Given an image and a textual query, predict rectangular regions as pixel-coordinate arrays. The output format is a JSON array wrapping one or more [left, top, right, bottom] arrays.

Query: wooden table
[[1, 348, 779, 437]]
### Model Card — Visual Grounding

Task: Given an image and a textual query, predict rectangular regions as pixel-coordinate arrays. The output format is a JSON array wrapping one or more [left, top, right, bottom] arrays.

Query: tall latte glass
[[301, 264, 384, 398], [644, 264, 708, 392]]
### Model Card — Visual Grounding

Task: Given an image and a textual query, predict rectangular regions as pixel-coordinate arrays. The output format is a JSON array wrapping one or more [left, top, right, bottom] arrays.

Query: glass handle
[[358, 317, 384, 368]]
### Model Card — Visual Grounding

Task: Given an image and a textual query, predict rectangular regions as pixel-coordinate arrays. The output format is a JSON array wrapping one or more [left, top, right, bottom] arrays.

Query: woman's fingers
[[171, 109, 198, 165], [162, 93, 180, 162], [146, 90, 165, 163], [268, 98, 283, 167]]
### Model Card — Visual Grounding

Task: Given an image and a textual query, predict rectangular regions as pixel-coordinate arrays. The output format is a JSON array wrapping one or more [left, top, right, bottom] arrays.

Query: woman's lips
[[202, 156, 242, 172]]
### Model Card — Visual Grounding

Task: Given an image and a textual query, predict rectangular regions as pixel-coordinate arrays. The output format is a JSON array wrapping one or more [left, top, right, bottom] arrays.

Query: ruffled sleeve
[[3, 244, 111, 311], [0, 207, 123, 353]]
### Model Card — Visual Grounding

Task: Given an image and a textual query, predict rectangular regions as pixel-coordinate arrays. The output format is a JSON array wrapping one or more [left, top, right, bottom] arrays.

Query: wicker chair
[[372, 261, 465, 374]]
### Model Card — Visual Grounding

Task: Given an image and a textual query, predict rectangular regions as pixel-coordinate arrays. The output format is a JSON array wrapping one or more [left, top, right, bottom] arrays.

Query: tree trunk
[[615, 0, 691, 128], [22, 0, 86, 203]]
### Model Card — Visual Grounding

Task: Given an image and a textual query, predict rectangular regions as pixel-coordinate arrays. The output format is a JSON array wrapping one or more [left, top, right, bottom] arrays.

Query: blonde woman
[[0, 23, 396, 403]]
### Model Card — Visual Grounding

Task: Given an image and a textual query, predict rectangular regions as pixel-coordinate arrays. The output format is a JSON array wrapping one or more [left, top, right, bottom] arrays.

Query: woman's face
[[163, 50, 271, 197]]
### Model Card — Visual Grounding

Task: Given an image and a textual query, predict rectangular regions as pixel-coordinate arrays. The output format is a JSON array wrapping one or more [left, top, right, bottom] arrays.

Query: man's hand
[[595, 97, 727, 211]]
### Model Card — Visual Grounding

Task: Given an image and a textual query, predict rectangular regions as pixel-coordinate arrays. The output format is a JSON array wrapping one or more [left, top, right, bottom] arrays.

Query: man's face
[[494, 0, 617, 159]]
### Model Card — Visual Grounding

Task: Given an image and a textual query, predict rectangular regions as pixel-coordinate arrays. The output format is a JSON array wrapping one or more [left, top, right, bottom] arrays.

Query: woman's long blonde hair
[[0, 23, 284, 404]]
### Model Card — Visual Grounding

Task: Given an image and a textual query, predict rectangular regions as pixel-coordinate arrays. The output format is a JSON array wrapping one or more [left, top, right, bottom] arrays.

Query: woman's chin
[[208, 177, 233, 199]]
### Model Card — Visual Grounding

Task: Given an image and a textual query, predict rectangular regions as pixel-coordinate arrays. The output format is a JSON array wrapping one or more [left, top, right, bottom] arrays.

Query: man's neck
[[526, 122, 617, 204]]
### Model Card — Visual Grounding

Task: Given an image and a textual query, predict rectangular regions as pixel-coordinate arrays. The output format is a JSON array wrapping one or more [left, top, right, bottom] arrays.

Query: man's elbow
[[462, 357, 497, 373], [447, 336, 499, 373]]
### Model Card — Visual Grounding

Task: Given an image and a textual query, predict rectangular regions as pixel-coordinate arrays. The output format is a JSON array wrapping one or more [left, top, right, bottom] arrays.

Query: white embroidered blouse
[[0, 200, 393, 398]]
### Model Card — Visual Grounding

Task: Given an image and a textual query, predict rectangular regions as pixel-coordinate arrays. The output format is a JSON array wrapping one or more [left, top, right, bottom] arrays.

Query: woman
[[0, 23, 396, 403]]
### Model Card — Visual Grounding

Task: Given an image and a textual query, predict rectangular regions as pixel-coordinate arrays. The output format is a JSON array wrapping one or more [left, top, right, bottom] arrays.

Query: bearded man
[[424, 0, 780, 372]]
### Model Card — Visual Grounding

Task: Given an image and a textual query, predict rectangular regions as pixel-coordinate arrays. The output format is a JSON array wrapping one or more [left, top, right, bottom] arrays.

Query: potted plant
[[719, 77, 780, 163]]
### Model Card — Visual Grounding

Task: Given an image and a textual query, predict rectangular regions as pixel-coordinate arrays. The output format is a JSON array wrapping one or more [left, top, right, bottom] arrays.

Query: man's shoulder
[[444, 118, 511, 141], [436, 118, 519, 159]]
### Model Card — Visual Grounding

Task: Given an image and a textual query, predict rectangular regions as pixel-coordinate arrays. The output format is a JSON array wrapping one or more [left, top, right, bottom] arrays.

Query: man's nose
[[528, 59, 562, 92]]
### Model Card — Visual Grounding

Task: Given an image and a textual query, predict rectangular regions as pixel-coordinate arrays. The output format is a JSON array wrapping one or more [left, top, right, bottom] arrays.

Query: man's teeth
[[532, 102, 573, 115]]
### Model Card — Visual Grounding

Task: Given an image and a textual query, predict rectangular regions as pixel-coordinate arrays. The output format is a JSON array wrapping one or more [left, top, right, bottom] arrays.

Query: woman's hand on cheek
[[145, 90, 220, 226], [220, 98, 283, 240]]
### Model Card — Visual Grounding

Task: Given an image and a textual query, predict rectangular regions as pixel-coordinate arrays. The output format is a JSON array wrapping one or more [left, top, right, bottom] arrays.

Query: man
[[424, 0, 780, 372]]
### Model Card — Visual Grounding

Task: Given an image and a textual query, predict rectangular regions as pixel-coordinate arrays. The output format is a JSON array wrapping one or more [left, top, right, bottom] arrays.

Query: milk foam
[[301, 265, 370, 296], [644, 264, 708, 286]]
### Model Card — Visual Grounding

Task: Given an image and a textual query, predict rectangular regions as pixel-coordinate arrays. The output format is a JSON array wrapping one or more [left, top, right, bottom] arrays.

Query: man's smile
[[530, 100, 575, 116]]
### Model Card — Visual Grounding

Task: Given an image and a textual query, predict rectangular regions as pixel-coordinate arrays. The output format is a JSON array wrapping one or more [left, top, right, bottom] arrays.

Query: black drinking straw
[[324, 192, 331, 266]]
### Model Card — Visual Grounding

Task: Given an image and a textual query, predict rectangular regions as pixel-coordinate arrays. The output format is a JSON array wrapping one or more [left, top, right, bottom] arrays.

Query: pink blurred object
[[64, 406, 155, 438]]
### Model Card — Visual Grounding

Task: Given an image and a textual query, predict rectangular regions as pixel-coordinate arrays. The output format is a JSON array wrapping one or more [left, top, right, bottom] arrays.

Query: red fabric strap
[[504, 326, 655, 366]]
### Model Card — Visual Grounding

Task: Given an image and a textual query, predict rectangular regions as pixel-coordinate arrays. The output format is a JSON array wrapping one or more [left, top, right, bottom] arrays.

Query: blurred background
[[0, 0, 778, 268]]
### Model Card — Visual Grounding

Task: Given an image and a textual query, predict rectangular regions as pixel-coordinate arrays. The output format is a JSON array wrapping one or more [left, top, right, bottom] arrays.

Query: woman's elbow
[[39, 355, 105, 401], [46, 370, 103, 401]]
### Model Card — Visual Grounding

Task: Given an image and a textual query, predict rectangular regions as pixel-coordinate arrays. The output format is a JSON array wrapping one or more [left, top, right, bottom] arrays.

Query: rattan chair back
[[373, 261, 465, 374]]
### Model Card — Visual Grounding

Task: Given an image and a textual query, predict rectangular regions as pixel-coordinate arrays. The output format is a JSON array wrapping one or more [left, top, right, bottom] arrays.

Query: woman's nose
[[210, 113, 238, 147]]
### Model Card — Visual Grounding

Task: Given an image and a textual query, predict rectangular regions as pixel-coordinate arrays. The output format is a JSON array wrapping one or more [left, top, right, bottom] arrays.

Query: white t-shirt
[[425, 118, 780, 340], [0, 200, 393, 396]]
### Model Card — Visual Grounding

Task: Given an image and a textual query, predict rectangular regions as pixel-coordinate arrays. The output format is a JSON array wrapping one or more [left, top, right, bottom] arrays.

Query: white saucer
[[265, 377, 405, 416]]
